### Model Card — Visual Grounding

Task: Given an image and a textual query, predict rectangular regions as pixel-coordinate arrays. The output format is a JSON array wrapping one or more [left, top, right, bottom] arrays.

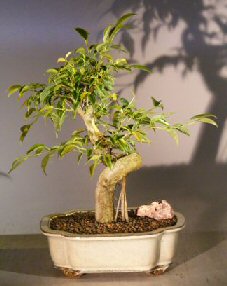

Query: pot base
[[60, 264, 170, 278]]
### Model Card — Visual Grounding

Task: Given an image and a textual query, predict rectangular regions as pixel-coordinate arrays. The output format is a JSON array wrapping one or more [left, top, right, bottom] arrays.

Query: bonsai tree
[[8, 13, 216, 223]]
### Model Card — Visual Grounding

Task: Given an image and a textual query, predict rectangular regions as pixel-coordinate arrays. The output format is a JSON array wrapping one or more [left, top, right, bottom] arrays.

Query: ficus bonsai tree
[[8, 13, 216, 224]]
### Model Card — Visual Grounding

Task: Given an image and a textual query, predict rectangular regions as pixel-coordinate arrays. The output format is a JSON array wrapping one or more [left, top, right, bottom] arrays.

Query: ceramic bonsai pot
[[40, 210, 185, 277]]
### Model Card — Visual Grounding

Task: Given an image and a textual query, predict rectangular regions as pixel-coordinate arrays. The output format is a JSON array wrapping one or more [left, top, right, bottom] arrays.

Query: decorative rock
[[137, 200, 174, 220]]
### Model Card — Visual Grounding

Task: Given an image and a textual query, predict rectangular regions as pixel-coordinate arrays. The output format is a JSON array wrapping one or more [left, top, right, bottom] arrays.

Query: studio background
[[0, 0, 226, 234]]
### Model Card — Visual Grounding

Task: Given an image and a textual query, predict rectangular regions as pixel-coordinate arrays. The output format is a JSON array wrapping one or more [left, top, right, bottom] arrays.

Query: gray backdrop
[[0, 0, 226, 234]]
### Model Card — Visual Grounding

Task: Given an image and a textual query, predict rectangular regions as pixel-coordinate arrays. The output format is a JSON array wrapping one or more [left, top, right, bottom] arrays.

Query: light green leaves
[[8, 85, 22, 97], [115, 58, 128, 65], [9, 155, 30, 174], [102, 154, 113, 169], [57, 57, 66, 63], [8, 12, 217, 177], [173, 124, 190, 136], [132, 131, 150, 143], [25, 108, 36, 119], [26, 144, 49, 156], [75, 47, 86, 55], [103, 13, 135, 44], [166, 128, 179, 144], [59, 144, 77, 157], [116, 12, 136, 26], [9, 143, 52, 175], [46, 68, 58, 74], [41, 152, 55, 175], [50, 111, 66, 134], [190, 113, 217, 126], [39, 86, 53, 104]]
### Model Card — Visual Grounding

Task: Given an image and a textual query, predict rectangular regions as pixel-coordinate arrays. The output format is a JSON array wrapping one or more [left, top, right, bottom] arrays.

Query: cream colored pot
[[40, 210, 185, 277]]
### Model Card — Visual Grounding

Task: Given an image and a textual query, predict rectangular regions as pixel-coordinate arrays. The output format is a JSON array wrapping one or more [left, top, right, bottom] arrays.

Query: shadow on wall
[[108, 0, 227, 260], [111, 0, 227, 165]]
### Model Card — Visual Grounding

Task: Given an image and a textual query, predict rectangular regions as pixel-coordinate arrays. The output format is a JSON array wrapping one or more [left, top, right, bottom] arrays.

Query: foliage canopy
[[8, 13, 217, 175]]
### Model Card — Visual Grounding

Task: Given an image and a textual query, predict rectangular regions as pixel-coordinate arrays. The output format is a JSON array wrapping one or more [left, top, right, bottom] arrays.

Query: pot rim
[[40, 208, 185, 238]]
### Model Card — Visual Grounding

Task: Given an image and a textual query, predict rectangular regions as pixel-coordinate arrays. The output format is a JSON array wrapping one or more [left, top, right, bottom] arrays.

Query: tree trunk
[[95, 153, 142, 223]]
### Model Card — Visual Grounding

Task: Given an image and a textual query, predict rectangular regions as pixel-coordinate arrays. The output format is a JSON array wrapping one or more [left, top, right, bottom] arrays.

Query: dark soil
[[50, 210, 177, 235]]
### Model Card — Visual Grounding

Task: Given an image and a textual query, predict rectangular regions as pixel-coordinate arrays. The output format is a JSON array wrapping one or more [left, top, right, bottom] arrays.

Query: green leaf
[[190, 114, 217, 126], [40, 105, 54, 117], [132, 131, 150, 143], [77, 152, 83, 163], [111, 44, 128, 53], [25, 108, 36, 118], [111, 93, 118, 101], [191, 113, 216, 119], [166, 128, 179, 144], [151, 97, 163, 109], [75, 47, 86, 54], [89, 155, 101, 176], [59, 111, 66, 130], [105, 13, 135, 43], [115, 58, 128, 66], [103, 154, 113, 168], [51, 115, 60, 133], [139, 116, 151, 125], [9, 155, 29, 173], [89, 164, 96, 176], [75, 27, 89, 41], [40, 86, 53, 104], [41, 152, 55, 175], [154, 116, 170, 127], [20, 124, 32, 142], [89, 154, 101, 162], [115, 12, 135, 27], [46, 68, 58, 74], [103, 25, 114, 43], [57, 57, 66, 63], [59, 144, 76, 157], [26, 144, 48, 155], [87, 148, 93, 160], [174, 124, 190, 136], [65, 51, 72, 58], [113, 110, 121, 127], [88, 94, 95, 105], [95, 43, 107, 52], [18, 85, 31, 99], [120, 98, 129, 107], [118, 138, 130, 152], [8, 85, 22, 97], [192, 117, 217, 126]]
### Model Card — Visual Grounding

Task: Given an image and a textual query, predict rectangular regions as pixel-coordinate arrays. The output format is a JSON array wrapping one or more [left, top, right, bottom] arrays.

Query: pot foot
[[147, 264, 170, 276], [61, 268, 83, 278]]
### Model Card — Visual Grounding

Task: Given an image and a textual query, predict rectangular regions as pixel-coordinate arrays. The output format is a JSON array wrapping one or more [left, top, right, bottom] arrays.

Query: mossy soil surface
[[50, 210, 177, 235]]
